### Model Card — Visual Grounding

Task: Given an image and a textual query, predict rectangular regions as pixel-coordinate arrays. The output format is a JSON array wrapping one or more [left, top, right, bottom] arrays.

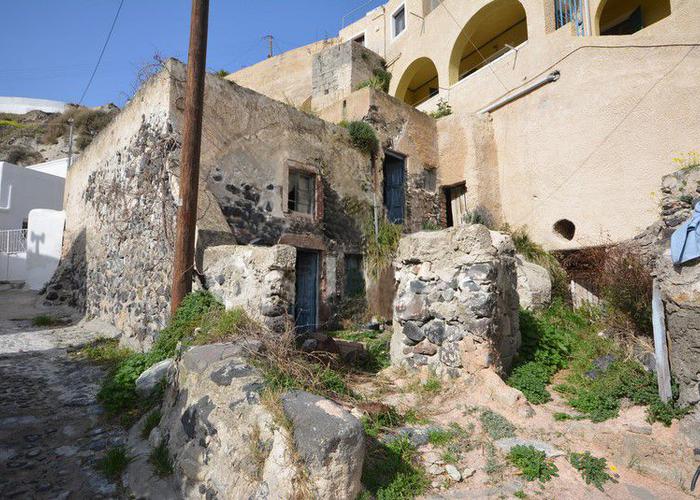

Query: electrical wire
[[77, 0, 125, 105]]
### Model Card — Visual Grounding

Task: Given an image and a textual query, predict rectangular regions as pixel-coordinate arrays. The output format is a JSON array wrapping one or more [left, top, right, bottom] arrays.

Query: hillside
[[0, 104, 119, 166]]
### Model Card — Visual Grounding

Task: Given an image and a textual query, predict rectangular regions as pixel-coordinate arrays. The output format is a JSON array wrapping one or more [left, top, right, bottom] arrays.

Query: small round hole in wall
[[553, 219, 576, 240]]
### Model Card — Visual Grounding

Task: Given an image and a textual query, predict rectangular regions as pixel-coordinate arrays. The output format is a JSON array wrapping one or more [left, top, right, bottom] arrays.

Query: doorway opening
[[444, 183, 467, 227], [294, 250, 319, 333], [383, 151, 406, 224]]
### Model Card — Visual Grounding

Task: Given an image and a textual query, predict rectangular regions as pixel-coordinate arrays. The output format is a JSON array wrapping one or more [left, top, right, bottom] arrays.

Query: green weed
[[356, 68, 392, 93], [569, 451, 617, 491], [341, 120, 379, 155], [479, 410, 516, 440], [506, 445, 558, 483], [361, 436, 428, 499], [74, 338, 132, 368], [141, 409, 162, 440], [98, 446, 132, 479], [32, 314, 64, 327], [429, 98, 452, 119], [362, 405, 403, 438], [149, 440, 174, 477]]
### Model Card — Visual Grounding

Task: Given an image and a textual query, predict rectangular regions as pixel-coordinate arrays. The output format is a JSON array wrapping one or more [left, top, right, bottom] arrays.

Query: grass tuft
[[32, 314, 64, 327], [149, 440, 174, 477], [98, 446, 132, 480], [141, 409, 162, 440], [361, 436, 428, 499]]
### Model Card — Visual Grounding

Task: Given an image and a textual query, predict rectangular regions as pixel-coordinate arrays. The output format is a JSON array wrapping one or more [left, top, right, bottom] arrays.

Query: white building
[[0, 96, 67, 115], [0, 159, 67, 285]]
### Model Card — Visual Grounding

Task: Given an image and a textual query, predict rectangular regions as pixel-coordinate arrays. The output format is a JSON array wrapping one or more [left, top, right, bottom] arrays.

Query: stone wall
[[312, 41, 386, 110], [635, 165, 700, 406], [390, 225, 520, 377], [202, 245, 296, 333]]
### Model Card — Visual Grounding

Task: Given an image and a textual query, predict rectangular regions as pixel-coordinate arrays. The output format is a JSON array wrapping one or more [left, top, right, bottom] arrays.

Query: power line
[[77, 0, 125, 105]]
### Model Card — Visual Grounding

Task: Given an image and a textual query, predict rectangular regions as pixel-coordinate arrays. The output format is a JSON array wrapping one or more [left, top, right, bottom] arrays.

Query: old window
[[344, 254, 365, 296], [288, 170, 316, 215], [424, 168, 437, 192], [393, 5, 406, 37]]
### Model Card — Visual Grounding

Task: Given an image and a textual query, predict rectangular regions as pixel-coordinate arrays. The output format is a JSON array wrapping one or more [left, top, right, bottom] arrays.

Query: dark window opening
[[393, 6, 406, 36], [353, 34, 365, 46], [344, 254, 365, 297], [554, 219, 576, 240], [288, 171, 316, 215], [601, 6, 642, 35], [383, 152, 406, 224], [21, 219, 28, 230], [444, 183, 467, 227]]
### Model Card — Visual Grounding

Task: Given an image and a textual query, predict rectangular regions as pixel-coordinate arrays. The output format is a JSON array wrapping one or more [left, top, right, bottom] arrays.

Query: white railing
[[0, 229, 27, 254]]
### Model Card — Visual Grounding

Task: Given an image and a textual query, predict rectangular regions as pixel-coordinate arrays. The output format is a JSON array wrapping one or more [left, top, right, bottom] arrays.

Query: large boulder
[[515, 255, 551, 310], [135, 358, 175, 397], [391, 225, 520, 376], [126, 342, 365, 499]]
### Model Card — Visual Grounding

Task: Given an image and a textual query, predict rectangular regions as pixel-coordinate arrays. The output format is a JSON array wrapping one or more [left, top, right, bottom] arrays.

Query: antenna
[[263, 34, 274, 58]]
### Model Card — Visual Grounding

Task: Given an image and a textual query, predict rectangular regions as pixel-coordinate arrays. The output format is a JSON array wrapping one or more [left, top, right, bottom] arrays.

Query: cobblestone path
[[0, 290, 126, 499]]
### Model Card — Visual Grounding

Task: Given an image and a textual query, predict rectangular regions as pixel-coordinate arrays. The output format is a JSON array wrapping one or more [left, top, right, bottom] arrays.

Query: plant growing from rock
[[568, 451, 617, 491], [506, 445, 558, 482], [356, 68, 392, 93], [479, 410, 516, 440], [149, 440, 174, 477], [141, 409, 162, 440], [429, 98, 452, 119], [98, 446, 133, 480], [342, 120, 379, 155]]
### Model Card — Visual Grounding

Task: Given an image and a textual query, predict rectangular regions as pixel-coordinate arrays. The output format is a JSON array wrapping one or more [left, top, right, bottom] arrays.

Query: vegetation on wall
[[363, 215, 403, 279], [341, 120, 379, 155], [43, 106, 117, 150], [356, 68, 392, 93], [429, 98, 453, 119]]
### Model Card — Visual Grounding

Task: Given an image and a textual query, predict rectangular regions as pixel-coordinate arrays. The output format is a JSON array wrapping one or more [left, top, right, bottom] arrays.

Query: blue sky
[[1, 0, 384, 108]]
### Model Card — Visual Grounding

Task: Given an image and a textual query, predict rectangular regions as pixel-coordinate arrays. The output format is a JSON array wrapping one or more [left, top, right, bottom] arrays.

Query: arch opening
[[598, 0, 671, 36], [394, 57, 440, 107], [448, 0, 528, 85], [553, 219, 576, 240]]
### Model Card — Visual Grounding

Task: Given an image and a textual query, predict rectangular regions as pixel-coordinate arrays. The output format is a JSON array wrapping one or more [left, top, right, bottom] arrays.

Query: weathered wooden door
[[295, 250, 319, 333], [383, 152, 405, 224]]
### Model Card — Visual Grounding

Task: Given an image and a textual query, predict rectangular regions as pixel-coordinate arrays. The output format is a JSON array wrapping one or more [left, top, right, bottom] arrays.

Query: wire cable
[[77, 0, 125, 105]]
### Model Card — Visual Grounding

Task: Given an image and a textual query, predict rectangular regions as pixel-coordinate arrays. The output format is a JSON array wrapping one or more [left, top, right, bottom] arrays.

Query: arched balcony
[[394, 57, 440, 107], [448, 0, 528, 85], [597, 0, 671, 35]]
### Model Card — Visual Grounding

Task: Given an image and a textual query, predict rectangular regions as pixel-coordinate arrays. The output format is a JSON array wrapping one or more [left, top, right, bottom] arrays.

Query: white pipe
[[478, 71, 560, 114], [582, 0, 593, 36]]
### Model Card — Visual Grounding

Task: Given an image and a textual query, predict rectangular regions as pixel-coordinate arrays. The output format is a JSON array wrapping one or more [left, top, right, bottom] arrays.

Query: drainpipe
[[477, 71, 560, 114], [582, 0, 592, 36]]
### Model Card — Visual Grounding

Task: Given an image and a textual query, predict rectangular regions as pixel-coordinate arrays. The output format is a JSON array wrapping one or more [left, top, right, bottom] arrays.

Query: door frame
[[294, 248, 320, 333], [382, 149, 407, 224]]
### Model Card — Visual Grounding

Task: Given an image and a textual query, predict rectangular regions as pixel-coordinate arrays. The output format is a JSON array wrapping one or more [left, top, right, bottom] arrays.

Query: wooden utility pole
[[171, 0, 210, 314]]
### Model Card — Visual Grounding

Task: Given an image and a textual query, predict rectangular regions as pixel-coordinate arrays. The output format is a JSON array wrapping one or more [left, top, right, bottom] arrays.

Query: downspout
[[478, 71, 560, 114], [371, 150, 379, 242]]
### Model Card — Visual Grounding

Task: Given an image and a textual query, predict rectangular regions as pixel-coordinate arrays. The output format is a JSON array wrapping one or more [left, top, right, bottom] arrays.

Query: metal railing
[[0, 229, 27, 254], [556, 0, 586, 36]]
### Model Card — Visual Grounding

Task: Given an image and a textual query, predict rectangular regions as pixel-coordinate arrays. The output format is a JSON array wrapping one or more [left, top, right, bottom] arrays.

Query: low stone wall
[[126, 342, 365, 499], [202, 244, 296, 332], [390, 225, 520, 377]]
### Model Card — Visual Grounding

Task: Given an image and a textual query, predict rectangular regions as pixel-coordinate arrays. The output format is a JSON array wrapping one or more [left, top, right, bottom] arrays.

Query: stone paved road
[[0, 290, 126, 499]]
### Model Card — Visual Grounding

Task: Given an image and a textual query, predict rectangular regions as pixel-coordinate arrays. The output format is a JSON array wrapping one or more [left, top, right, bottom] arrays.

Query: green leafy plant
[[213, 69, 229, 77], [364, 216, 402, 279], [357, 68, 392, 93], [569, 451, 617, 491], [98, 446, 133, 479], [149, 440, 174, 477], [342, 120, 379, 155], [507, 445, 558, 482], [514, 490, 527, 499], [429, 98, 452, 119], [479, 409, 516, 440], [74, 338, 132, 368], [361, 436, 428, 499]]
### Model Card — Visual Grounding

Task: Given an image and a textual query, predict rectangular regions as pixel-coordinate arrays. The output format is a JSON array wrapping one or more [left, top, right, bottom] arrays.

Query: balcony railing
[[556, 0, 586, 36], [0, 229, 27, 254]]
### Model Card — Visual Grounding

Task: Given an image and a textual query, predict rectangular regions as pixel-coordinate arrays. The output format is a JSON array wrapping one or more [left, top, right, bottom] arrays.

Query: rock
[[414, 340, 438, 356], [494, 438, 565, 458], [428, 464, 443, 476], [281, 391, 365, 500], [628, 424, 653, 435], [585, 354, 616, 380], [424, 451, 442, 465], [391, 226, 520, 376], [445, 464, 462, 481], [462, 467, 476, 479], [515, 255, 552, 310], [134, 358, 174, 396]]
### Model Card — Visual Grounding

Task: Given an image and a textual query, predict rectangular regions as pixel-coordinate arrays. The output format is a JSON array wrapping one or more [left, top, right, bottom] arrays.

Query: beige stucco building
[[228, 0, 700, 250]]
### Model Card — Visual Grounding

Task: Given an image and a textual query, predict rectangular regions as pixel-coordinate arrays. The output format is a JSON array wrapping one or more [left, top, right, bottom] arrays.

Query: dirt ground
[[351, 364, 700, 500]]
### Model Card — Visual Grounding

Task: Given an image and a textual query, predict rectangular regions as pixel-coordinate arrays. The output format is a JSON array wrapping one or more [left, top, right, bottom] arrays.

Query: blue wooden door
[[295, 251, 318, 333], [383, 153, 405, 224]]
